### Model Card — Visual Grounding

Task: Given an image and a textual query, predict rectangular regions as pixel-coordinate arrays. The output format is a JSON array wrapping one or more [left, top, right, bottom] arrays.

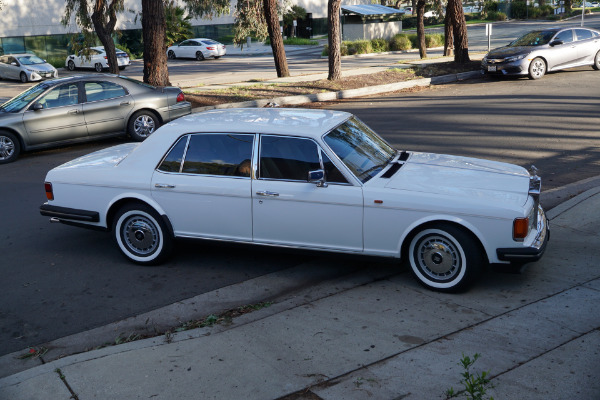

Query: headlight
[[505, 54, 527, 63]]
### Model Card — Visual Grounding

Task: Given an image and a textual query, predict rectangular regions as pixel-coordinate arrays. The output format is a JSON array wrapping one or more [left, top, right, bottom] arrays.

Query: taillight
[[513, 217, 529, 241], [176, 92, 185, 102], [206, 46, 215, 50], [45, 182, 54, 201]]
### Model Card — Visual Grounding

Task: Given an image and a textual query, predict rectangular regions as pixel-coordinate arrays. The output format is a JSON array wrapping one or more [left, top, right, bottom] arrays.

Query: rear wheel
[[0, 131, 20, 164], [128, 110, 159, 141], [528, 57, 546, 80], [94, 63, 103, 72], [20, 72, 28, 83], [593, 50, 600, 71], [196, 51, 205, 61], [113, 203, 173, 265], [67, 60, 75, 71], [407, 223, 484, 292], [168, 50, 176, 60]]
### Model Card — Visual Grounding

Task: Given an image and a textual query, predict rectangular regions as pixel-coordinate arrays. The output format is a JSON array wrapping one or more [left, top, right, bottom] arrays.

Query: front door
[[22, 82, 87, 146], [252, 135, 363, 252]]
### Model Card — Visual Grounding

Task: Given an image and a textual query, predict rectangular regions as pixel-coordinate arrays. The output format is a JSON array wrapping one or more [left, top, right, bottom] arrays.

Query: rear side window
[[84, 81, 127, 102], [575, 29, 593, 41], [181, 134, 254, 177], [157, 136, 188, 172]]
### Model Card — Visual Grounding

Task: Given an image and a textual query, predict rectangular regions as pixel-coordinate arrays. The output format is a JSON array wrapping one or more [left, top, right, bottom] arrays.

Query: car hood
[[25, 63, 56, 72], [384, 152, 531, 207], [486, 46, 535, 58]]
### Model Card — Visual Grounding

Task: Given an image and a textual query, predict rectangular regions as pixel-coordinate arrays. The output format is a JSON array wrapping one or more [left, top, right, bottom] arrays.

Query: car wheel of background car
[[0, 131, 21, 164], [168, 50, 176, 60], [528, 57, 546, 80], [593, 50, 600, 71], [128, 110, 159, 141], [196, 51, 205, 61], [113, 203, 173, 265], [119, 66, 126, 71], [407, 223, 483, 292], [94, 63, 103, 72], [67, 60, 75, 71], [20, 72, 28, 83], [214, 56, 221, 59]]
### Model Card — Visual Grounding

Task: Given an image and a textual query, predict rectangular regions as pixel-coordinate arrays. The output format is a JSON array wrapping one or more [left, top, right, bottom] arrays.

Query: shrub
[[371, 38, 390, 52], [321, 43, 349, 56], [46, 57, 65, 69], [487, 10, 507, 20], [425, 33, 444, 48], [389, 34, 412, 51], [345, 40, 372, 55]]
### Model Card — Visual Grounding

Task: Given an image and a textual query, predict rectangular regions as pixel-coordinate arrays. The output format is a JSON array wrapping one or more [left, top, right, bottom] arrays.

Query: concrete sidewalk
[[1, 187, 599, 399]]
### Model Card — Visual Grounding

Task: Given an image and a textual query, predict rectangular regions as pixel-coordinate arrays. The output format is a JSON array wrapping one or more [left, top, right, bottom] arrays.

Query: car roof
[[163, 108, 352, 140]]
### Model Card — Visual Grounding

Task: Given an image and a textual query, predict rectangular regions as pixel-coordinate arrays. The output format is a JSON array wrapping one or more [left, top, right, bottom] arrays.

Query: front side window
[[84, 81, 127, 102], [36, 83, 79, 109], [324, 117, 395, 183], [181, 133, 254, 177], [260, 136, 320, 181], [554, 30, 573, 43]]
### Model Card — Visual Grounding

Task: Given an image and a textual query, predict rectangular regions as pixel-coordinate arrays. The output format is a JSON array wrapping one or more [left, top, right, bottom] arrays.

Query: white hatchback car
[[167, 38, 226, 61], [65, 46, 131, 72], [40, 108, 549, 292], [0, 53, 58, 82]]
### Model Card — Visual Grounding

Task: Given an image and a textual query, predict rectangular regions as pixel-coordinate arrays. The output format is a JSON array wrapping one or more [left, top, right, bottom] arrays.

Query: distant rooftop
[[341, 4, 405, 15]]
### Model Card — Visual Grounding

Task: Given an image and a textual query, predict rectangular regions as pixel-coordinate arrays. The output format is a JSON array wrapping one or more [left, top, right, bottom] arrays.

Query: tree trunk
[[264, 0, 289, 78], [444, 9, 454, 56], [416, 0, 426, 59], [142, 0, 170, 86], [91, 0, 120, 75], [447, 0, 469, 63], [411, 0, 416, 14], [327, 0, 342, 80], [564, 0, 572, 12]]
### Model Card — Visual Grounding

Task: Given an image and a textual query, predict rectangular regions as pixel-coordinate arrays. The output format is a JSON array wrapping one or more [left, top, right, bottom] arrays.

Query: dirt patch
[[185, 60, 481, 108]]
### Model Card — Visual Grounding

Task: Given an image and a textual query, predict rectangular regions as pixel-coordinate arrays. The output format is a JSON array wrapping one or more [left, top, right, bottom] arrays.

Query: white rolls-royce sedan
[[40, 108, 549, 292]]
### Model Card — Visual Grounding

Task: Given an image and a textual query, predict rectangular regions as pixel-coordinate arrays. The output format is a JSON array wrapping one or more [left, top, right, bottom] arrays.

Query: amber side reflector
[[513, 218, 529, 240], [44, 182, 54, 201]]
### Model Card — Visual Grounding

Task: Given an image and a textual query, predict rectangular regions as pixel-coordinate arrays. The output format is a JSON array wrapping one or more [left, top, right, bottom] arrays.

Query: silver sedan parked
[[0, 74, 191, 163], [481, 27, 600, 79], [0, 53, 58, 83]]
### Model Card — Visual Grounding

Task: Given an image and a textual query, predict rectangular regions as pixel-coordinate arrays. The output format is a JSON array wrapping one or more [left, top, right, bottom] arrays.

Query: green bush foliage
[[371, 38, 390, 52], [345, 40, 373, 55], [486, 10, 507, 20], [389, 34, 413, 51], [425, 33, 444, 48]]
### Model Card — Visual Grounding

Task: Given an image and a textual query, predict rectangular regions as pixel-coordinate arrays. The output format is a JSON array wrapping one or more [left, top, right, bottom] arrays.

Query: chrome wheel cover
[[95, 63, 102, 72], [415, 235, 461, 281], [0, 135, 15, 160], [133, 114, 156, 138], [121, 215, 159, 255], [68, 61, 75, 71]]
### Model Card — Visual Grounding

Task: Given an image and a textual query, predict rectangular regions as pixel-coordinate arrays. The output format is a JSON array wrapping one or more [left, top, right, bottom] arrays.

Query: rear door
[[82, 80, 134, 136], [573, 28, 599, 64]]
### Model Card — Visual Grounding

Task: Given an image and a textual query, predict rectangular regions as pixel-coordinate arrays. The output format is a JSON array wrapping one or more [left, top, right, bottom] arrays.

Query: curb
[[191, 70, 483, 113]]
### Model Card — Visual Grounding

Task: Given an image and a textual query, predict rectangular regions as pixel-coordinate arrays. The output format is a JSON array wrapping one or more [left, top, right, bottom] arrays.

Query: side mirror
[[32, 102, 44, 111], [550, 39, 563, 47], [308, 169, 328, 188]]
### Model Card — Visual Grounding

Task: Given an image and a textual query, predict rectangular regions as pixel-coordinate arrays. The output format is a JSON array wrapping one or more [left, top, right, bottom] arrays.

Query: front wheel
[[593, 50, 600, 71], [528, 57, 546, 80], [196, 51, 205, 61], [168, 50, 176, 60], [128, 110, 159, 141], [113, 204, 173, 265], [20, 72, 28, 83], [407, 224, 484, 292], [0, 131, 21, 164], [67, 60, 75, 71]]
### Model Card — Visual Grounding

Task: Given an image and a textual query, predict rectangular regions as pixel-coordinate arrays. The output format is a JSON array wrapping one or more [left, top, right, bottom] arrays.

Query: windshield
[[509, 30, 557, 47], [0, 83, 48, 112], [323, 117, 395, 183], [17, 55, 46, 65]]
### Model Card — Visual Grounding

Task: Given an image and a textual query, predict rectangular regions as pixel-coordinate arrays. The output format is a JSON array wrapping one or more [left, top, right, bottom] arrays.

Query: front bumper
[[481, 58, 529, 76], [496, 206, 549, 263]]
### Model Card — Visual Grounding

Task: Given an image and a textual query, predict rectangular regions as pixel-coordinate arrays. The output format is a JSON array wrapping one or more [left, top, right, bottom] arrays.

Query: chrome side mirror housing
[[308, 169, 328, 188]]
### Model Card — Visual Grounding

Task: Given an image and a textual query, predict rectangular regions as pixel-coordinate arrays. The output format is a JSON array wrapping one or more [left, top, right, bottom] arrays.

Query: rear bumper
[[168, 101, 192, 121], [496, 206, 549, 263], [40, 203, 99, 222]]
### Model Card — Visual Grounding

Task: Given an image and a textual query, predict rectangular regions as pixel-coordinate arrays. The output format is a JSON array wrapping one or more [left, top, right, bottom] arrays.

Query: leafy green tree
[[165, 0, 193, 47], [283, 5, 307, 37], [62, 0, 124, 74]]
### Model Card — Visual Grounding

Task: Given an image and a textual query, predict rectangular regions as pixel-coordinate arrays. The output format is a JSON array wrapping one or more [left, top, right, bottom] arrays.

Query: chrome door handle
[[120, 101, 131, 106], [256, 191, 279, 197], [68, 109, 79, 114], [155, 183, 175, 189]]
